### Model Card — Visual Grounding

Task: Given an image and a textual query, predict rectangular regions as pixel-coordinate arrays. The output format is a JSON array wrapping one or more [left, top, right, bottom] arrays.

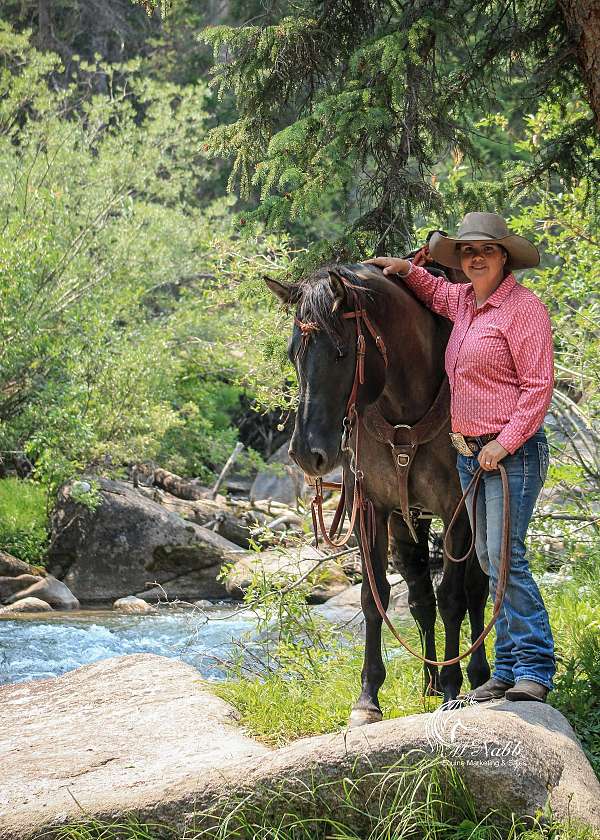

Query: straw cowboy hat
[[428, 212, 540, 270]]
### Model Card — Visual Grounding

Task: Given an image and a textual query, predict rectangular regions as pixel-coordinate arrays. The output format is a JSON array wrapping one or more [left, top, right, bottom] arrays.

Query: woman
[[365, 211, 555, 703]]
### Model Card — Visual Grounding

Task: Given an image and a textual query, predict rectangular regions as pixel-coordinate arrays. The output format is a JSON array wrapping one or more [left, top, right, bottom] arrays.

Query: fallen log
[[152, 467, 207, 501]]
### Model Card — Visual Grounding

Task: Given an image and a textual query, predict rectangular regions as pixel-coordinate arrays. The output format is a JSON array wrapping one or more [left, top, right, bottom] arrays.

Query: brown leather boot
[[505, 679, 548, 702], [461, 677, 514, 702]]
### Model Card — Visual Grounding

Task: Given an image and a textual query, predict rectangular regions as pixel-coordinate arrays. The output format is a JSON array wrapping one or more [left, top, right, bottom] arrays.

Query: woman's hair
[[500, 245, 511, 277]]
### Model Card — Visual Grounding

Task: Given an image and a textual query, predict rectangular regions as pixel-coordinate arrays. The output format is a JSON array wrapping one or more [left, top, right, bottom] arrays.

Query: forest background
[[0, 0, 597, 564]]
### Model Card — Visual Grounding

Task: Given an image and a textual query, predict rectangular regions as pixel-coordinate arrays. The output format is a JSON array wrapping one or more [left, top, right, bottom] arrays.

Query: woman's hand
[[478, 441, 509, 471], [363, 256, 412, 277]]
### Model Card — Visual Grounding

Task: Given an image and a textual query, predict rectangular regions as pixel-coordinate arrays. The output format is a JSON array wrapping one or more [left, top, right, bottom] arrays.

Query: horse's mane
[[294, 263, 385, 345]]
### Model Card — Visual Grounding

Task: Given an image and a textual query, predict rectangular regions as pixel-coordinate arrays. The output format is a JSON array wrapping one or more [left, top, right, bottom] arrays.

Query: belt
[[450, 432, 498, 456]]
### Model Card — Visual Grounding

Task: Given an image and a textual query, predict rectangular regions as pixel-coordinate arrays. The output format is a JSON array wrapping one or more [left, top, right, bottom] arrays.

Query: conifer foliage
[[144, 0, 599, 256]]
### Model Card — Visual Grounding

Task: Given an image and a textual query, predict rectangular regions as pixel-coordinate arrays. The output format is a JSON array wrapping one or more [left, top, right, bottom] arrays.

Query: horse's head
[[265, 264, 388, 477]]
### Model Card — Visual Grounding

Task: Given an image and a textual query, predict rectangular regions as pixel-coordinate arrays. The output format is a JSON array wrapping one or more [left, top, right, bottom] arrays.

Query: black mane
[[294, 263, 382, 345]]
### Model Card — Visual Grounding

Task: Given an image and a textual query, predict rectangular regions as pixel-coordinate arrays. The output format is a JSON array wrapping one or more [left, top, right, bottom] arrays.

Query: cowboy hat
[[428, 212, 540, 270]]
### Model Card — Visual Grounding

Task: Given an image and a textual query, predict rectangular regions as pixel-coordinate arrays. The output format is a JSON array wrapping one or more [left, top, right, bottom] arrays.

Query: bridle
[[294, 279, 388, 553], [293, 269, 511, 670]]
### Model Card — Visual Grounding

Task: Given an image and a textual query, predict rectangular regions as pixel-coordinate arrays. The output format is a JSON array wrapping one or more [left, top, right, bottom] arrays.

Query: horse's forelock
[[295, 265, 374, 344]]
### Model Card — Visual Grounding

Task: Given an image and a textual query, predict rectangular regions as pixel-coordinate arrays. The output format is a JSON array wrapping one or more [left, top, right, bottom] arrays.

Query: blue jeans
[[456, 429, 556, 690]]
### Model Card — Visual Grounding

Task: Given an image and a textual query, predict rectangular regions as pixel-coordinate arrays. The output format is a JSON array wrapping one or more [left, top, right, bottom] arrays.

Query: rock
[[113, 596, 157, 614], [47, 476, 248, 605], [135, 490, 256, 549], [0, 574, 43, 604], [0, 551, 34, 577], [0, 597, 53, 614], [225, 545, 351, 603], [314, 574, 409, 625], [133, 586, 169, 604], [322, 573, 408, 611], [6, 574, 80, 610], [249, 441, 307, 505], [249, 442, 343, 506], [194, 599, 213, 609], [0, 654, 598, 839]]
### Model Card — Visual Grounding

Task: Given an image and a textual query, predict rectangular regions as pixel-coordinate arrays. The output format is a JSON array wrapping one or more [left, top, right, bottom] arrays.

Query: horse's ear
[[328, 270, 346, 312], [264, 275, 295, 306]]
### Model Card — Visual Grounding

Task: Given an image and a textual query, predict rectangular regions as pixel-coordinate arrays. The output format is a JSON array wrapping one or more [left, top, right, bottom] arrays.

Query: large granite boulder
[[249, 441, 307, 505], [0, 654, 598, 839], [6, 574, 79, 610], [48, 477, 248, 605], [224, 544, 351, 603]]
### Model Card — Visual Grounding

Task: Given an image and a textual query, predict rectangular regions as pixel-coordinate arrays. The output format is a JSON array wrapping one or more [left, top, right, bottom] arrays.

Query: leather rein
[[295, 272, 511, 669]]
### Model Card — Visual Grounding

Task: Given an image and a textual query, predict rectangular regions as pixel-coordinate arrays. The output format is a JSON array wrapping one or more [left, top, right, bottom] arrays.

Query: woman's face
[[458, 243, 506, 285]]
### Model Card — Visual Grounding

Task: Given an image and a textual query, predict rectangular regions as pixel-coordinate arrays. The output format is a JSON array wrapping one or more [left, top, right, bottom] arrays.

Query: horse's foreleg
[[464, 557, 491, 689], [349, 507, 390, 727], [436, 563, 467, 702], [389, 513, 440, 695]]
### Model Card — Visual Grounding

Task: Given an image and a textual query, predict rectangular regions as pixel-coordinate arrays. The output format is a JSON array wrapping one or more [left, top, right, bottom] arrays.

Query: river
[[0, 605, 255, 686]]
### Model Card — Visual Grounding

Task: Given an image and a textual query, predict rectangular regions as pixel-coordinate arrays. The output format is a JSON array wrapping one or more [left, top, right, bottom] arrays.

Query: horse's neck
[[375, 281, 448, 425]]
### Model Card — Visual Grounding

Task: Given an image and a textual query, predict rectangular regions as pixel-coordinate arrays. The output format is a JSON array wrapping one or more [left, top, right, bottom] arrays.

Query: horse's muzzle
[[288, 444, 340, 478]]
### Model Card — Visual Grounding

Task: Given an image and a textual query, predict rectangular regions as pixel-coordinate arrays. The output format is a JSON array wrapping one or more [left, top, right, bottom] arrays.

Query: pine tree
[[135, 0, 599, 257]]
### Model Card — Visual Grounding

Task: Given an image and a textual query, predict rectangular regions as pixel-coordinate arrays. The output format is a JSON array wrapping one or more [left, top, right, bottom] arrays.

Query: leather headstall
[[294, 274, 449, 547]]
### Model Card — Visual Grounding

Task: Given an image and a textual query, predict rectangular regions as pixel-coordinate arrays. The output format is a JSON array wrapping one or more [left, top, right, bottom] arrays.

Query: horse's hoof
[[348, 708, 383, 727]]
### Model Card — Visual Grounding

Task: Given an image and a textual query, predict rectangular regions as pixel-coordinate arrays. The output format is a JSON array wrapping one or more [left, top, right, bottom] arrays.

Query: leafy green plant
[[0, 25, 291, 494], [69, 480, 103, 513], [544, 564, 600, 777], [0, 477, 49, 564]]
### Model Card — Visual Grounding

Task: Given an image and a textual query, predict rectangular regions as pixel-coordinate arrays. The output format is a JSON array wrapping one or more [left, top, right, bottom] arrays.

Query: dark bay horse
[[265, 263, 490, 725]]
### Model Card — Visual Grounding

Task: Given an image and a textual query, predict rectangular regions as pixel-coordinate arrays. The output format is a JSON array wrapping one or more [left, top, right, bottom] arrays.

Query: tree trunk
[[558, 0, 600, 131], [37, 0, 53, 50]]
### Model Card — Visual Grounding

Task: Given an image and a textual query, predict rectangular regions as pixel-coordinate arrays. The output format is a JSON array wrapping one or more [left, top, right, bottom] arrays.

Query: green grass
[[213, 569, 600, 780], [214, 618, 433, 746], [0, 477, 49, 564], [46, 756, 600, 839], [543, 568, 600, 777]]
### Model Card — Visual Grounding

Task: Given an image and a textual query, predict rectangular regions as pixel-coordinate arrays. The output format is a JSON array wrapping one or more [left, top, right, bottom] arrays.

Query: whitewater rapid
[[0, 607, 254, 685]]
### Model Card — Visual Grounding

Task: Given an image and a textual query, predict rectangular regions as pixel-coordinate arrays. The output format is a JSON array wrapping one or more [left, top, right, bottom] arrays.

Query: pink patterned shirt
[[402, 265, 554, 454]]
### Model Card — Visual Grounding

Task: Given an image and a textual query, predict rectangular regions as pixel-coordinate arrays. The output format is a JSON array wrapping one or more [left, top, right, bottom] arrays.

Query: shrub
[[0, 478, 49, 564]]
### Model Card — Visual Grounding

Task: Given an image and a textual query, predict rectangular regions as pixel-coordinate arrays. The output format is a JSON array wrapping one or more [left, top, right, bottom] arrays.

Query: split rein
[[295, 275, 512, 669]]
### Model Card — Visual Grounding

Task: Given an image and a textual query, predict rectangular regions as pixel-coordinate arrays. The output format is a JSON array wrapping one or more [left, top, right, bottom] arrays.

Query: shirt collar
[[466, 273, 517, 308]]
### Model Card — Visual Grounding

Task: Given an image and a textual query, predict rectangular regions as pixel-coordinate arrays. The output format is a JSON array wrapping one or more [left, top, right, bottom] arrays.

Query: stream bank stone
[[6, 574, 79, 610], [48, 477, 248, 605], [113, 596, 157, 614], [0, 597, 53, 614], [0, 654, 598, 839], [224, 544, 351, 603]]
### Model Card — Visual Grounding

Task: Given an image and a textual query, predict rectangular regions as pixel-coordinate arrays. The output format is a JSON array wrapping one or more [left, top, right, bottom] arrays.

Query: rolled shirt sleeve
[[495, 299, 555, 454]]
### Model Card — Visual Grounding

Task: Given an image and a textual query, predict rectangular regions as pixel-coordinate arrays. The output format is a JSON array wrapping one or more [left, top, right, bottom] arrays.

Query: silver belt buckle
[[449, 432, 473, 456]]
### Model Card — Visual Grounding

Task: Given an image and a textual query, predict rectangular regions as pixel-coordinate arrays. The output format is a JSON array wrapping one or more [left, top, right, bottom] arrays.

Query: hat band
[[457, 231, 503, 240]]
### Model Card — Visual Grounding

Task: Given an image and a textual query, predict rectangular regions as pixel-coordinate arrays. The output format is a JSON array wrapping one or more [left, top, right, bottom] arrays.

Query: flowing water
[[0, 606, 254, 686]]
